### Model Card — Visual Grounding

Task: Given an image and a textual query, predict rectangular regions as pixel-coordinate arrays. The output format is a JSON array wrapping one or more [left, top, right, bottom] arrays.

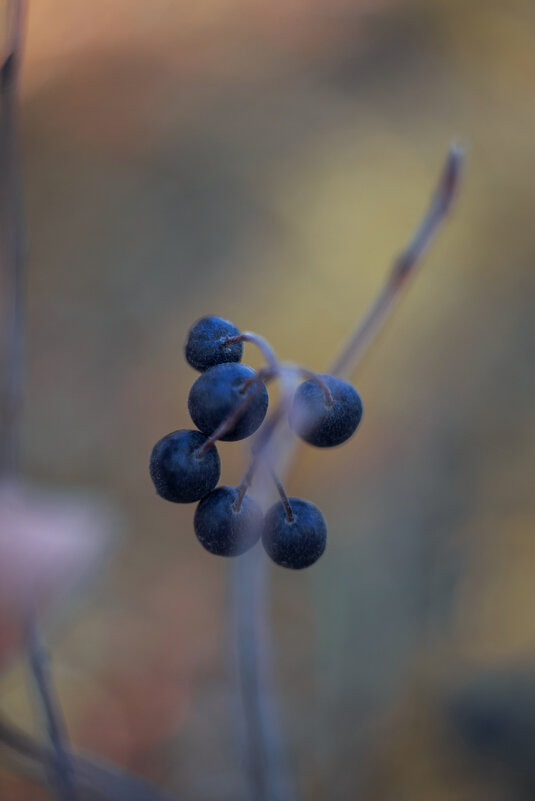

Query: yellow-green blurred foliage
[[1, 0, 534, 799]]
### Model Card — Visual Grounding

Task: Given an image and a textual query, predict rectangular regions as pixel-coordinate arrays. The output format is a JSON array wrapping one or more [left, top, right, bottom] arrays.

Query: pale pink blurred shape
[[0, 479, 118, 665]]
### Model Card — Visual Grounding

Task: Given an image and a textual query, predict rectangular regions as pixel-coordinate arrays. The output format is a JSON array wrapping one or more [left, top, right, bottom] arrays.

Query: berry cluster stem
[[228, 329, 334, 407], [239, 367, 276, 394], [224, 331, 280, 374]]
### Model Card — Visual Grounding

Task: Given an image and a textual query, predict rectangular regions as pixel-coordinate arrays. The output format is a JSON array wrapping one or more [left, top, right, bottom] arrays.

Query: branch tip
[[437, 142, 465, 213]]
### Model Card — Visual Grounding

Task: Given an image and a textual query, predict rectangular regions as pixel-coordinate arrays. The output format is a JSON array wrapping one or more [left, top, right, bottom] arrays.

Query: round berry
[[149, 429, 220, 503], [262, 497, 327, 569], [185, 316, 243, 372], [290, 374, 363, 448], [188, 362, 269, 442], [194, 486, 263, 557]]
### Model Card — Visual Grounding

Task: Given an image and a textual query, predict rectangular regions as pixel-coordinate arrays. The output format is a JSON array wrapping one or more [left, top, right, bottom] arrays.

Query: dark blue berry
[[262, 497, 327, 569], [194, 486, 263, 556], [290, 374, 363, 447], [185, 315, 243, 372], [188, 362, 269, 441], [149, 429, 220, 503]]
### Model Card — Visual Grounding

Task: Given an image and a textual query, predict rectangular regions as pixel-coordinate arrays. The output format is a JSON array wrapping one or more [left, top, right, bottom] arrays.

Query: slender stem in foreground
[[330, 144, 464, 378], [1, 7, 79, 799], [229, 370, 298, 801], [27, 619, 78, 801], [0, 0, 27, 478], [0, 715, 181, 801], [230, 547, 294, 801]]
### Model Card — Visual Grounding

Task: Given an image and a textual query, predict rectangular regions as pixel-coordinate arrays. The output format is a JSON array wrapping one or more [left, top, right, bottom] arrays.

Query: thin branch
[[0, 0, 27, 477], [330, 144, 464, 378], [229, 369, 298, 801], [0, 715, 181, 801], [228, 145, 464, 801], [229, 549, 294, 801], [224, 331, 280, 374], [27, 619, 78, 801]]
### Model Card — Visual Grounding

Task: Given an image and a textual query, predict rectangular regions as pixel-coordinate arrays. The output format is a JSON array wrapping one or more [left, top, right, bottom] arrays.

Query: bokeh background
[[1, 0, 535, 798]]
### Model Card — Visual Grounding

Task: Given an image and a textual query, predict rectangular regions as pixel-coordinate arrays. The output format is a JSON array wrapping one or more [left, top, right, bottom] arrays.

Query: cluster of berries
[[149, 316, 363, 569]]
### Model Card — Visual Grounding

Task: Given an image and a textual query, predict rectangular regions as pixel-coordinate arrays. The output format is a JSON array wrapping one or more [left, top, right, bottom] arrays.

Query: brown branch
[[330, 144, 464, 378]]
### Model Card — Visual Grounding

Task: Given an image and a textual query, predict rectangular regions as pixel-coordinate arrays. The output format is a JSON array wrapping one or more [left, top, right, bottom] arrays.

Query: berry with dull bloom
[[185, 315, 243, 372], [194, 486, 263, 556], [290, 374, 363, 448], [262, 497, 327, 569], [149, 429, 220, 503], [188, 362, 269, 441]]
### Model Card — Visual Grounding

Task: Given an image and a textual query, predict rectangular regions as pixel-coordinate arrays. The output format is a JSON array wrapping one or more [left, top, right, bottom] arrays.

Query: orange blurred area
[[1, 0, 535, 799]]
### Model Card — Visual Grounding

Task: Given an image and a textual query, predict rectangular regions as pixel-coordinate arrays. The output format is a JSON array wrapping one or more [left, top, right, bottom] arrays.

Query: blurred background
[[1, 0, 534, 798]]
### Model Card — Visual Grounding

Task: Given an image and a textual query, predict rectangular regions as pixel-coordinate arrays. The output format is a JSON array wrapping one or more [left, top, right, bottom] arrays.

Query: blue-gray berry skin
[[194, 486, 263, 557], [185, 316, 243, 372], [262, 497, 327, 569], [149, 429, 220, 503], [290, 374, 363, 448], [188, 362, 269, 441]]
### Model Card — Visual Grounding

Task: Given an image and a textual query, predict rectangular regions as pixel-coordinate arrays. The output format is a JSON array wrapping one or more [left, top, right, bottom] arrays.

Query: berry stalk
[[294, 368, 334, 407], [269, 469, 294, 523], [224, 331, 280, 374]]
